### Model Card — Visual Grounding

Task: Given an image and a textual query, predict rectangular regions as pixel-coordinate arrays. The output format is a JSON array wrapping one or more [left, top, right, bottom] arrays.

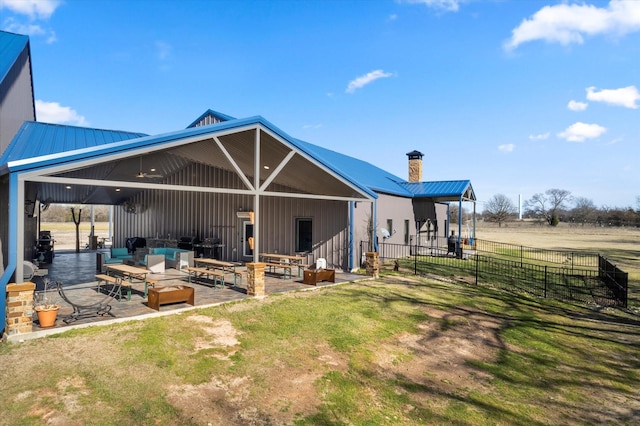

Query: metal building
[[0, 31, 476, 334]]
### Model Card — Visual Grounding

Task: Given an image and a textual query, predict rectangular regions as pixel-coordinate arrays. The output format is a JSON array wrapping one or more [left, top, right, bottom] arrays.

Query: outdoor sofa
[[138, 254, 166, 273], [110, 247, 134, 261], [150, 247, 193, 270]]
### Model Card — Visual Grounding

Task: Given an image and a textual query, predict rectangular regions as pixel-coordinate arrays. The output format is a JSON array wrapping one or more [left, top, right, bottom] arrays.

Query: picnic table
[[105, 263, 154, 299], [193, 257, 242, 286], [259, 253, 307, 279]]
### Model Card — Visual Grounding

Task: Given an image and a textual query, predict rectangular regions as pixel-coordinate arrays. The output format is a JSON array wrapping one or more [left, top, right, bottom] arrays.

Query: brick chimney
[[406, 150, 423, 182]]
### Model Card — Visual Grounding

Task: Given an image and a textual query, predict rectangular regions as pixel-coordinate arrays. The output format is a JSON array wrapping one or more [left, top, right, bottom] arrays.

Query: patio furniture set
[[84, 247, 333, 318]]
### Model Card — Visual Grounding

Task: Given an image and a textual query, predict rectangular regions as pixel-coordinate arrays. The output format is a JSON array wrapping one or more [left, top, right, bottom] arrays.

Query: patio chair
[[23, 260, 39, 280]]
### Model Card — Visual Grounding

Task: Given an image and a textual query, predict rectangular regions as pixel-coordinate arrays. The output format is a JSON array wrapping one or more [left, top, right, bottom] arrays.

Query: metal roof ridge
[[186, 109, 237, 128]]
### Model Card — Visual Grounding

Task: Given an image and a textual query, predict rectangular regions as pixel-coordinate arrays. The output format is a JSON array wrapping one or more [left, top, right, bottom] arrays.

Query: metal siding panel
[[0, 47, 34, 157]]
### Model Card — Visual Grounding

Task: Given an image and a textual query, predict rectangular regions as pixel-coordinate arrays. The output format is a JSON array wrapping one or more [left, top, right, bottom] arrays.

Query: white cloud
[[1, 0, 60, 43], [586, 85, 640, 109], [36, 100, 88, 126], [2, 19, 56, 43], [401, 0, 464, 12], [504, 0, 640, 50], [346, 69, 394, 94], [302, 124, 323, 129], [568, 100, 588, 111], [557, 122, 606, 142], [155, 41, 171, 60], [0, 0, 61, 19], [2, 18, 45, 36], [498, 144, 515, 153], [607, 137, 623, 145], [528, 132, 550, 140]]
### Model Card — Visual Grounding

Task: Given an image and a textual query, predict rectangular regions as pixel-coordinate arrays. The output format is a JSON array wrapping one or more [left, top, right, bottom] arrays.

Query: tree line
[[482, 189, 640, 227], [39, 204, 111, 222]]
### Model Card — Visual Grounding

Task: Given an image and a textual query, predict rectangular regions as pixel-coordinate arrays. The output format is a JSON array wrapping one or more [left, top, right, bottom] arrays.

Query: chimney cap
[[406, 150, 423, 159]]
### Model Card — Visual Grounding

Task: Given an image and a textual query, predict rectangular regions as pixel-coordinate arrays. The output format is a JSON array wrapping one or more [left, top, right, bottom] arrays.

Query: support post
[[247, 262, 266, 297], [365, 252, 379, 279], [5, 282, 35, 338]]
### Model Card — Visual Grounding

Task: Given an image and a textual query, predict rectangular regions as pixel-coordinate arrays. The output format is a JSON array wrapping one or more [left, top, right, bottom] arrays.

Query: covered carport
[[1, 115, 377, 331]]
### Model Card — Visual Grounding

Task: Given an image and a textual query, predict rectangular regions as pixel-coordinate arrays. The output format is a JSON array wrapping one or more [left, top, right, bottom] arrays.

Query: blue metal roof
[[0, 31, 29, 85], [1, 113, 474, 202], [0, 121, 147, 167], [293, 139, 413, 197], [399, 180, 475, 201]]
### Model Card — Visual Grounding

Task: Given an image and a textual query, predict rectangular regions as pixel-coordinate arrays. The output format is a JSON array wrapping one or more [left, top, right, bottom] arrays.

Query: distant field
[[40, 222, 110, 250], [475, 221, 640, 308]]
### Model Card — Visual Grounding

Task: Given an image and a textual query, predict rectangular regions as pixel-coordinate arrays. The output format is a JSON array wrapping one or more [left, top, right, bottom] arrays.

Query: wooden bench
[[184, 266, 225, 288], [96, 274, 131, 301], [264, 262, 293, 279], [147, 285, 195, 311], [296, 264, 309, 277], [144, 277, 159, 297]]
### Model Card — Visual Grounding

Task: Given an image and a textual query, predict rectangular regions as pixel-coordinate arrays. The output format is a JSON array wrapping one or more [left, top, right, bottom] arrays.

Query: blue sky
[[2, 0, 639, 210]]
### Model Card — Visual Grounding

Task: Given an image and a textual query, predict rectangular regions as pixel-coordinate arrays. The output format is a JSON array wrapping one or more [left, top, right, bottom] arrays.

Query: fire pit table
[[147, 285, 195, 311]]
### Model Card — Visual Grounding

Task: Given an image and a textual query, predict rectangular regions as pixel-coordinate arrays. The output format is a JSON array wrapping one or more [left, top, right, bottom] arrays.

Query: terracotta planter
[[35, 306, 59, 328]]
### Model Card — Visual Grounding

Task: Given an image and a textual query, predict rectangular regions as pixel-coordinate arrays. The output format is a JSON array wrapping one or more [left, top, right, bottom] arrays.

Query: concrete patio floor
[[13, 250, 368, 342]]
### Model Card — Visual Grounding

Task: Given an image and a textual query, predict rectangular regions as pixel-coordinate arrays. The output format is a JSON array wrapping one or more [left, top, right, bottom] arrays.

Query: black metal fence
[[598, 256, 629, 308], [360, 239, 628, 308], [474, 239, 599, 270]]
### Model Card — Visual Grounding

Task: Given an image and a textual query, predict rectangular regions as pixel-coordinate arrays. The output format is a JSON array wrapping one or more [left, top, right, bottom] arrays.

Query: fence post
[[544, 265, 547, 298], [520, 245, 523, 268], [414, 237, 418, 275], [475, 253, 479, 285]]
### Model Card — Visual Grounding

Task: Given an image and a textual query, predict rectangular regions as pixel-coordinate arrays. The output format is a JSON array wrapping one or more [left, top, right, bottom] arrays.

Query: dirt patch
[[166, 315, 348, 425], [372, 306, 503, 409], [187, 316, 241, 354]]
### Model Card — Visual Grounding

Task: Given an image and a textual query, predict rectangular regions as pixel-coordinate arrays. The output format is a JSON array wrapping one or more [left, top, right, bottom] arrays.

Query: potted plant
[[34, 278, 60, 328]]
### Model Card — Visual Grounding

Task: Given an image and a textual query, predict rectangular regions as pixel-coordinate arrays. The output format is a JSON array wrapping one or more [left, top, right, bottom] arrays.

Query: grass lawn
[[1, 274, 638, 425]]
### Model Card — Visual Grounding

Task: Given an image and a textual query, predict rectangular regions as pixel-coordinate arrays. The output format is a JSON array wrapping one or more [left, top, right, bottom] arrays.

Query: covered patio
[[2, 112, 379, 323], [11, 249, 368, 342], [1, 113, 383, 339]]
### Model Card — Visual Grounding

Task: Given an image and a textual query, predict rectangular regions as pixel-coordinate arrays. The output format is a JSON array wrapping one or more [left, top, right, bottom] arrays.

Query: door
[[242, 221, 254, 258]]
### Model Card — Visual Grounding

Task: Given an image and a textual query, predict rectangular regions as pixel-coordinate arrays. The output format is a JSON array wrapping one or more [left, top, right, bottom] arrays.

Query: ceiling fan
[[136, 156, 163, 179]]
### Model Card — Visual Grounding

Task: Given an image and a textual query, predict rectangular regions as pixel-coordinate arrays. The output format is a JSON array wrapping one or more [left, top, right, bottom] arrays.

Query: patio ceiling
[[23, 125, 373, 207]]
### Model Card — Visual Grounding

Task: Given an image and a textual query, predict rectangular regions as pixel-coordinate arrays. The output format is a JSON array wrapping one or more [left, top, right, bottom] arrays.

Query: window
[[296, 218, 312, 252], [386, 219, 393, 236], [404, 220, 410, 245]]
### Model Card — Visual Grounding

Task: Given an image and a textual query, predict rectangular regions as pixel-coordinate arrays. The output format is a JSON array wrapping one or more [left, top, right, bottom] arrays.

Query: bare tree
[[570, 197, 597, 226], [448, 204, 470, 224], [484, 194, 517, 227], [449, 203, 459, 224], [525, 189, 572, 226]]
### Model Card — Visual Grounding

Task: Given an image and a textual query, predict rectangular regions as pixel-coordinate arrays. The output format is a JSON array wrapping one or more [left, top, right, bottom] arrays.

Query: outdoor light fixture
[[136, 156, 162, 178], [236, 210, 255, 224]]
